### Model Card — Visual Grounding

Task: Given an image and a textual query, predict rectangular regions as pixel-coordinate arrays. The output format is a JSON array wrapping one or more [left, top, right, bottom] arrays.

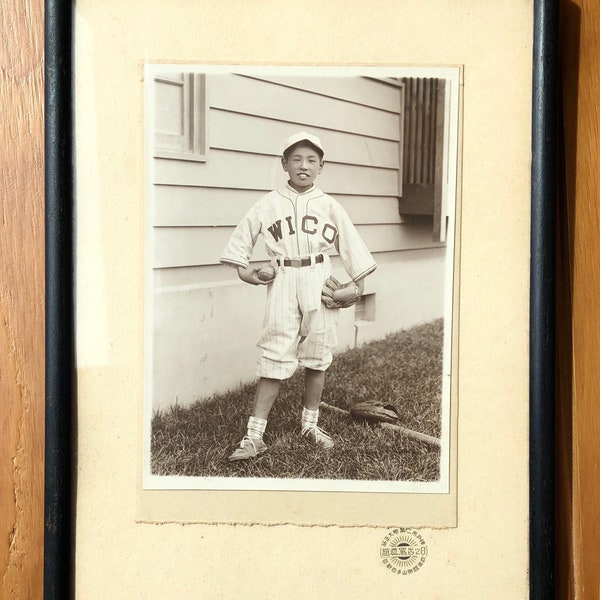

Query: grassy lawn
[[151, 319, 444, 482]]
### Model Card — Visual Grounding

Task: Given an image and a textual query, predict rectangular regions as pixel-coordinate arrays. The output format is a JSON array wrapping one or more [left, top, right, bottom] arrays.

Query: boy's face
[[281, 144, 324, 192]]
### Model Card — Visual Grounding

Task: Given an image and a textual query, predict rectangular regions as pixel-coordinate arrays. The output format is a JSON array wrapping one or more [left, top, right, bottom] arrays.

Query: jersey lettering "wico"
[[267, 215, 338, 244], [221, 184, 377, 282]]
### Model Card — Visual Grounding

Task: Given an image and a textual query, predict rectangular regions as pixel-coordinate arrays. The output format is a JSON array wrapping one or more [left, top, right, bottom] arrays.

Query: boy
[[220, 132, 376, 461]]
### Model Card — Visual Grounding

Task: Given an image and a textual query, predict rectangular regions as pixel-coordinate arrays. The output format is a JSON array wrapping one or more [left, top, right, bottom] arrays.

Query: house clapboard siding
[[150, 72, 449, 409]]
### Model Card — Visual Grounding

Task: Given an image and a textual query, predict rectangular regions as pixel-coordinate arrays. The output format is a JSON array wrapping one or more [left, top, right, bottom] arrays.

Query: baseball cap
[[281, 131, 325, 158]]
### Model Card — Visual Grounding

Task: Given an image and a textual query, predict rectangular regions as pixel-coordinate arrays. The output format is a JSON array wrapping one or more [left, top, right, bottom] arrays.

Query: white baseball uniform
[[221, 183, 377, 380]]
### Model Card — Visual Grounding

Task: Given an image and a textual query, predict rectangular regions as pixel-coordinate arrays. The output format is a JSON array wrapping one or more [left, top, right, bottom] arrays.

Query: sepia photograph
[[143, 65, 460, 493]]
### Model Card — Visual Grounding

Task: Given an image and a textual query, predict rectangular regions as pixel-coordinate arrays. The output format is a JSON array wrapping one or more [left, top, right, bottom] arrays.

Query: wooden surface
[[0, 0, 45, 598], [558, 1, 600, 598], [0, 1, 598, 598]]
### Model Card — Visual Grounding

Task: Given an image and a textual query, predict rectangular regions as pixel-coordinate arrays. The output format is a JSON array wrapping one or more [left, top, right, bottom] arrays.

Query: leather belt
[[276, 254, 324, 268]]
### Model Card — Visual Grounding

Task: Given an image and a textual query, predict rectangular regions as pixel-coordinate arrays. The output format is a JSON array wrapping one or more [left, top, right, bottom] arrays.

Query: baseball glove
[[349, 400, 402, 424], [321, 276, 361, 309]]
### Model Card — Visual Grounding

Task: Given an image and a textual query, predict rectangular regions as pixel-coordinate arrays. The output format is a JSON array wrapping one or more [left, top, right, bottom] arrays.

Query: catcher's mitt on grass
[[349, 400, 402, 424], [320, 400, 442, 448], [321, 276, 361, 309], [319, 400, 441, 448]]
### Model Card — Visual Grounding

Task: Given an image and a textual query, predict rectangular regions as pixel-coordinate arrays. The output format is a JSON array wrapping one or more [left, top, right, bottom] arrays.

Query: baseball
[[256, 265, 276, 282]]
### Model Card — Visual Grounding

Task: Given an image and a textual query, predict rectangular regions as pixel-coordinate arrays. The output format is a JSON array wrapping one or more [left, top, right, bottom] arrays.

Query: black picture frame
[[45, 1, 73, 599], [44, 1, 558, 598], [530, 1, 559, 598]]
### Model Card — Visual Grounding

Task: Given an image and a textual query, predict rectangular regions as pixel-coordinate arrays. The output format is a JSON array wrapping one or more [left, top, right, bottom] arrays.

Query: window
[[397, 77, 448, 242], [154, 73, 207, 162]]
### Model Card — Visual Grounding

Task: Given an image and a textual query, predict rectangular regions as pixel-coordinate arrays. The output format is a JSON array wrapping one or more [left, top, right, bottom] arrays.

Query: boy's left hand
[[321, 277, 361, 308]]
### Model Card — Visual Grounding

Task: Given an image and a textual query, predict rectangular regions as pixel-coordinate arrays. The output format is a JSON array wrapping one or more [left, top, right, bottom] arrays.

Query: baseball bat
[[319, 401, 442, 448]]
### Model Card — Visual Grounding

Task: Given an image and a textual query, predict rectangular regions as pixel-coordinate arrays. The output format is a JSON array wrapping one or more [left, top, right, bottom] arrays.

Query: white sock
[[246, 416, 267, 440], [301, 407, 319, 431]]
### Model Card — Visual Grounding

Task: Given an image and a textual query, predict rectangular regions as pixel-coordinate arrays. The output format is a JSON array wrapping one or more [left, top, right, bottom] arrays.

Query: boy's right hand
[[237, 265, 276, 285]]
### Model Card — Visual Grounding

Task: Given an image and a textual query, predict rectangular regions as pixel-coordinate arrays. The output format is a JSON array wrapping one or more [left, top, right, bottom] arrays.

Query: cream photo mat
[[74, 1, 532, 598]]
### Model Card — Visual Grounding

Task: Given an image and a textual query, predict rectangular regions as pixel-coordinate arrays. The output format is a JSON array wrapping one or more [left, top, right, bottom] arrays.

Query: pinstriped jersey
[[220, 184, 377, 281]]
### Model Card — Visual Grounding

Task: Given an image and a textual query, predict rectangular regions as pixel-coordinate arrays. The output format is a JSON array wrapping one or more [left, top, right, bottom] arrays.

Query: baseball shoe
[[228, 436, 268, 461], [301, 425, 335, 449]]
